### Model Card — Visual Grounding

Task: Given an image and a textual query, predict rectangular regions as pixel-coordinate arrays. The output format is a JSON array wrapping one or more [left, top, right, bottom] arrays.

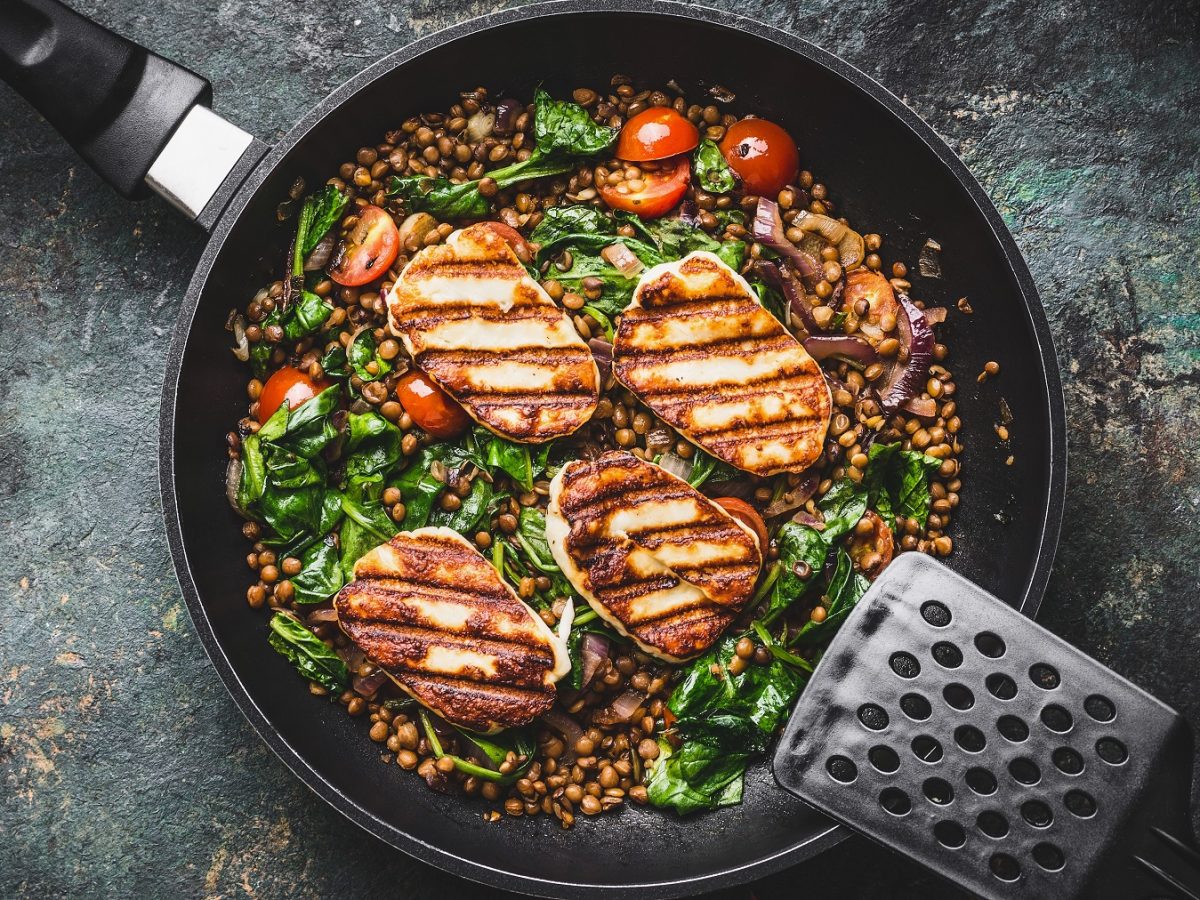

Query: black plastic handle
[[0, 0, 211, 198]]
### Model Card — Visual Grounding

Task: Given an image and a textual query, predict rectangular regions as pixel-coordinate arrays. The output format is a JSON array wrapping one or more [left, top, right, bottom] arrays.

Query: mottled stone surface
[[1, 0, 1197, 897]]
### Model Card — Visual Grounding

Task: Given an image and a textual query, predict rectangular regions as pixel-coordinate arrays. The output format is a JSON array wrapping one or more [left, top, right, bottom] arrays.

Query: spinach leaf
[[623, 214, 744, 270], [300, 185, 350, 258], [646, 739, 749, 815], [393, 450, 446, 530], [291, 536, 346, 605], [484, 433, 533, 491], [347, 330, 392, 382], [389, 175, 492, 220], [816, 478, 869, 543], [686, 448, 740, 488], [692, 139, 736, 194], [267, 613, 349, 692], [338, 481, 399, 578], [515, 507, 560, 575], [716, 240, 747, 271], [529, 204, 614, 245], [318, 345, 350, 380], [271, 384, 342, 459], [343, 412, 402, 482], [651, 633, 809, 814], [862, 442, 942, 529], [791, 547, 869, 645], [747, 276, 788, 324], [447, 725, 536, 783], [237, 434, 267, 510], [531, 88, 617, 157], [282, 291, 333, 341], [769, 521, 829, 619], [428, 476, 493, 535], [551, 251, 644, 317]]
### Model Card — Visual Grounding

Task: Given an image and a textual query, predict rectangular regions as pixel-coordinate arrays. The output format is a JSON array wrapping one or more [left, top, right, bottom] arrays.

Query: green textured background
[[1, 1, 1197, 897]]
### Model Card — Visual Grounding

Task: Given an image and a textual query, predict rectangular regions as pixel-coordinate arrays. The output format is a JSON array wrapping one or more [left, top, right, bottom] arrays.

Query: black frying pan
[[0, 1, 1067, 895]]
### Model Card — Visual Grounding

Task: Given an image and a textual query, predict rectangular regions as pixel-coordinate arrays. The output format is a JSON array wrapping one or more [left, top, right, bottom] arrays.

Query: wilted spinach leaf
[[692, 139, 736, 194], [791, 548, 869, 645], [299, 185, 350, 258], [428, 476, 493, 535], [529, 204, 614, 245], [267, 613, 349, 692], [769, 521, 828, 619], [347, 330, 392, 382], [686, 448, 741, 488], [343, 412, 402, 483], [646, 739, 748, 815], [291, 536, 346, 605]]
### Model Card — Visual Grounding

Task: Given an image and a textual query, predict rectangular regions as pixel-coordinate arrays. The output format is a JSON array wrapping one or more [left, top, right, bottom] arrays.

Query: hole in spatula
[[922, 777, 954, 805], [989, 853, 1021, 882], [900, 693, 931, 721], [974, 632, 1006, 658], [826, 755, 857, 783], [912, 735, 943, 763], [1040, 704, 1073, 733], [1029, 663, 1060, 690], [977, 810, 1009, 839], [890, 652, 920, 679], [1021, 799, 1053, 828], [1084, 694, 1115, 722], [1064, 789, 1096, 818], [932, 641, 963, 669], [986, 672, 1018, 700], [1008, 757, 1040, 785], [880, 787, 911, 816], [997, 715, 1029, 743], [921, 601, 951, 627], [965, 767, 997, 795], [869, 745, 900, 773], [934, 820, 966, 848], [1032, 842, 1065, 872], [955, 725, 986, 753], [943, 683, 974, 710], [857, 703, 889, 731], [1052, 747, 1085, 775], [1096, 737, 1128, 765]]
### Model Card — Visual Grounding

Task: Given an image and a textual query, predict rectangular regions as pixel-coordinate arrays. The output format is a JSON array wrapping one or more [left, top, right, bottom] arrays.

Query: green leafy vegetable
[[815, 478, 870, 543], [291, 536, 346, 605], [686, 448, 740, 488], [393, 451, 445, 530], [649, 634, 808, 814], [484, 432, 533, 491], [300, 185, 350, 258], [692, 139, 736, 194], [767, 521, 828, 620], [267, 613, 349, 692], [343, 412, 402, 483], [515, 507, 560, 575], [282, 291, 334, 341], [529, 204, 615, 245], [389, 90, 616, 219], [418, 711, 535, 784], [791, 548, 869, 645], [347, 330, 392, 383], [429, 476, 493, 535]]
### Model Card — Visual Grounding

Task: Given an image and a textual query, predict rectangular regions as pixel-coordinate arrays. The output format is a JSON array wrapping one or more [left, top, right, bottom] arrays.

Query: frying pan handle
[[0, 0, 266, 228]]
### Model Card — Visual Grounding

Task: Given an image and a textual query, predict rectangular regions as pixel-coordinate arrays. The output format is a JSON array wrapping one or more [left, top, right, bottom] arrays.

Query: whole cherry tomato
[[395, 370, 471, 439], [329, 205, 400, 286], [257, 366, 331, 423], [598, 155, 690, 219], [616, 107, 700, 162], [476, 220, 533, 263], [719, 118, 800, 197]]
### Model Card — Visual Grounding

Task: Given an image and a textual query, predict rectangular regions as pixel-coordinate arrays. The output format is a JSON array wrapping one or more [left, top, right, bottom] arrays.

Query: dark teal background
[[1, 1, 1197, 896]]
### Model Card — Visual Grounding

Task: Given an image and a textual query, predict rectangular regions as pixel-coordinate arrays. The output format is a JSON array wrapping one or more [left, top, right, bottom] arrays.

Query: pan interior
[[165, 6, 1062, 895]]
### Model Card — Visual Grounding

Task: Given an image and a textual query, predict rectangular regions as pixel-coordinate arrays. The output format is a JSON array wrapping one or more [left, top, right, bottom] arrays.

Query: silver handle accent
[[145, 105, 255, 221]]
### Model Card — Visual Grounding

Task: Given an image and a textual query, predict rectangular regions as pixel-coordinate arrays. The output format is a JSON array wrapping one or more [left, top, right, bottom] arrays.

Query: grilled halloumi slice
[[613, 251, 832, 476], [335, 527, 570, 733], [546, 452, 763, 662], [386, 223, 600, 443]]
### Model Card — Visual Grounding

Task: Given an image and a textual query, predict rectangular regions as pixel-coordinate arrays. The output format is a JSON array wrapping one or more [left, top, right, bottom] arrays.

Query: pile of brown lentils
[[227, 76, 973, 826]]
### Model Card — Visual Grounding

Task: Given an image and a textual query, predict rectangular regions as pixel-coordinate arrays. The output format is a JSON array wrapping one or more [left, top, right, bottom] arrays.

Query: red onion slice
[[750, 198, 820, 281], [601, 242, 644, 277], [764, 470, 819, 517], [579, 633, 610, 691], [924, 306, 948, 325], [592, 689, 647, 726], [803, 335, 879, 365], [588, 338, 613, 382], [878, 294, 935, 413]]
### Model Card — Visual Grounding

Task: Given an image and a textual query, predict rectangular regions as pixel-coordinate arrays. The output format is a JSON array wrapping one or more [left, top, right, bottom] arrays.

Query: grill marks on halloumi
[[546, 452, 763, 662], [613, 251, 832, 476], [386, 224, 599, 442], [335, 527, 569, 732]]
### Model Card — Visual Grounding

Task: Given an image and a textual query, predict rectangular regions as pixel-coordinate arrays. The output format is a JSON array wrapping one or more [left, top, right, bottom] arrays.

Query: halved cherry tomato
[[598, 155, 690, 219], [328, 205, 400, 286], [476, 220, 533, 264], [719, 118, 800, 198], [712, 496, 769, 549], [257, 366, 331, 423], [848, 510, 895, 579], [395, 370, 471, 439], [616, 107, 700, 162]]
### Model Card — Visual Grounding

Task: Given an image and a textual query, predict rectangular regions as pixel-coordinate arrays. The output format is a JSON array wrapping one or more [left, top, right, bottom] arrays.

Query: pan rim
[[158, 1, 1067, 895]]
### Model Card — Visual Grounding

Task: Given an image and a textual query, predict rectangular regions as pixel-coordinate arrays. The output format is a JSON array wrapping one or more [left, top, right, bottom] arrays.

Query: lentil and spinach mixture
[[226, 77, 968, 826]]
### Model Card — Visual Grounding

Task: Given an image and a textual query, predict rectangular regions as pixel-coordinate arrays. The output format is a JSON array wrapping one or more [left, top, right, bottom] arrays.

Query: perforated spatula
[[773, 552, 1200, 899]]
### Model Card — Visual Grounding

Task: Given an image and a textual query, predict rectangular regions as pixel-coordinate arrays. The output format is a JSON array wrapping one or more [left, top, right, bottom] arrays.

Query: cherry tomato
[[476, 220, 533, 264], [719, 118, 800, 198], [598, 156, 690, 219], [395, 370, 471, 439], [616, 107, 700, 162], [844, 269, 899, 339], [257, 366, 330, 423], [848, 510, 895, 579], [712, 496, 769, 549], [328, 205, 400, 286]]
